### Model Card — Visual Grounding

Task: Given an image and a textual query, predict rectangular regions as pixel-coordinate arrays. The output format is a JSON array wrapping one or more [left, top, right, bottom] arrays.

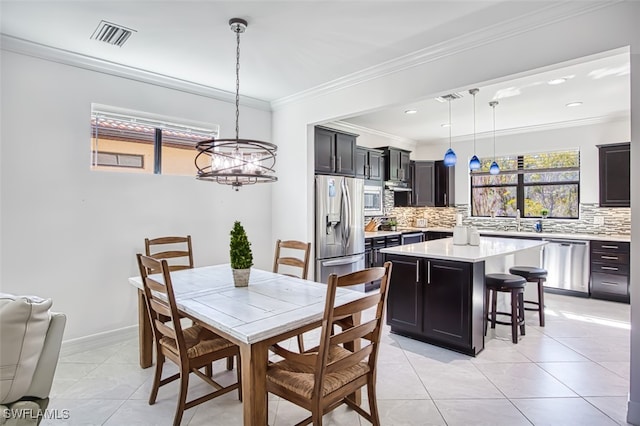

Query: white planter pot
[[232, 268, 250, 287]]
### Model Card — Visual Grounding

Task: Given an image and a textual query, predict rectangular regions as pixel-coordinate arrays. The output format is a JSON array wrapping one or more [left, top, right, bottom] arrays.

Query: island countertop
[[380, 236, 547, 262]]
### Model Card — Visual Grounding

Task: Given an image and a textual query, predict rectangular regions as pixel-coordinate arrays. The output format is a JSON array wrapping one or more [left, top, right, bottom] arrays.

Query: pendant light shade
[[489, 100, 500, 176], [443, 97, 456, 167], [195, 18, 277, 190], [468, 88, 481, 171]]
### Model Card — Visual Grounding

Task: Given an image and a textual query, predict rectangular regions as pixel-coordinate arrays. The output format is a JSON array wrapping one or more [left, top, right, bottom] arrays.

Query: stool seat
[[486, 273, 527, 289], [509, 266, 547, 280]]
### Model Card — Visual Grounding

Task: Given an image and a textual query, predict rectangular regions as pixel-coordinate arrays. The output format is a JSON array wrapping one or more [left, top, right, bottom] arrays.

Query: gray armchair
[[0, 294, 66, 426]]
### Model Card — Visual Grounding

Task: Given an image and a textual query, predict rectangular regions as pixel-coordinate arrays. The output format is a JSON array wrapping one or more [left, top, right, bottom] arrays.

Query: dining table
[[128, 264, 368, 426]]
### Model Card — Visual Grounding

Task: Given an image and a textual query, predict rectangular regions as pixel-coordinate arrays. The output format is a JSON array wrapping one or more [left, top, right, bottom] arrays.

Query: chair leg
[[297, 333, 306, 353], [490, 289, 498, 329], [519, 292, 526, 336], [236, 354, 242, 402], [173, 367, 190, 426], [367, 376, 381, 426], [226, 356, 234, 371], [510, 290, 518, 344], [149, 350, 164, 405], [205, 363, 213, 377], [538, 279, 546, 327]]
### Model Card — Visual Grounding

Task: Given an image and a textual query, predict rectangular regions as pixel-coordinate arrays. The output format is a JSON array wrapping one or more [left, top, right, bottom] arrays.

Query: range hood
[[385, 181, 412, 192]]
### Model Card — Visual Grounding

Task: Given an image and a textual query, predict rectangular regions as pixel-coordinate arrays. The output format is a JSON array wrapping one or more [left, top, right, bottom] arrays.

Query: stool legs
[[485, 287, 525, 344], [537, 279, 545, 327], [518, 292, 526, 336]]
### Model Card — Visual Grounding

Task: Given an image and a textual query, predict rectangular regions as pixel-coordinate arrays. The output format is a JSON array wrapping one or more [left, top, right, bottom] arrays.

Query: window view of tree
[[471, 150, 580, 219]]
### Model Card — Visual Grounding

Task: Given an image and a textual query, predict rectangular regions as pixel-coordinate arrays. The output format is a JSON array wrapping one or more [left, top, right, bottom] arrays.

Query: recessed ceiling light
[[441, 123, 451, 128], [548, 78, 567, 85], [566, 102, 583, 107], [404, 109, 417, 114]]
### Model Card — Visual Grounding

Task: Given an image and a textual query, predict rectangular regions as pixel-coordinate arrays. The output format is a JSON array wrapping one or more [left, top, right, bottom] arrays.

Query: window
[[471, 150, 580, 219], [91, 106, 218, 176]]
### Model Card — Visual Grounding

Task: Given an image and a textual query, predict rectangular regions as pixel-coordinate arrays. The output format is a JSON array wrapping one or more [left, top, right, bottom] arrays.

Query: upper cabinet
[[598, 142, 630, 207], [378, 147, 411, 182], [410, 160, 455, 207], [314, 126, 357, 176], [355, 147, 384, 180]]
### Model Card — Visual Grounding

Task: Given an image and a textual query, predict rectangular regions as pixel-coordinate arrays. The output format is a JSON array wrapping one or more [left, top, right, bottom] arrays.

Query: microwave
[[364, 184, 384, 216]]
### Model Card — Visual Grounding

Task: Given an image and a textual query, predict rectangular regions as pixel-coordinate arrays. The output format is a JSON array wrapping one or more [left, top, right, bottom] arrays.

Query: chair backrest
[[314, 262, 392, 397], [272, 239, 311, 279], [136, 254, 188, 360], [144, 235, 194, 273]]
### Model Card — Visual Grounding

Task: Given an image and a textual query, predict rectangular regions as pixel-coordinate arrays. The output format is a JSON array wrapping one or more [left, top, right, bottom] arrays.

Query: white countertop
[[380, 236, 547, 262], [365, 227, 630, 242]]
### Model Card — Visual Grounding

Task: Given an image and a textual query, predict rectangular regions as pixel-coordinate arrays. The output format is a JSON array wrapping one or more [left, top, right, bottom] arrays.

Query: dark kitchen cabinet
[[314, 126, 357, 176], [598, 143, 630, 207], [425, 231, 453, 241], [385, 255, 422, 334], [378, 147, 411, 182], [355, 147, 383, 180], [590, 240, 630, 303], [384, 254, 485, 355], [434, 160, 455, 207], [412, 161, 435, 206]]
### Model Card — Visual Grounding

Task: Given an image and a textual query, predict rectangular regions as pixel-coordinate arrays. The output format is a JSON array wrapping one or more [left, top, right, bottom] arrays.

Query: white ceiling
[[0, 1, 630, 142]]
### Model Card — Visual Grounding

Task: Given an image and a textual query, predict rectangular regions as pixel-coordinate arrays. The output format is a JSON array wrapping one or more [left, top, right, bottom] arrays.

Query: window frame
[[470, 152, 580, 219]]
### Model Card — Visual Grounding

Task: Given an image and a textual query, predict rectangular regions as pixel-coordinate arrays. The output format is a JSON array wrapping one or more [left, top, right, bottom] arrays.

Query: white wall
[[271, 2, 639, 423], [413, 119, 630, 205], [0, 51, 274, 340]]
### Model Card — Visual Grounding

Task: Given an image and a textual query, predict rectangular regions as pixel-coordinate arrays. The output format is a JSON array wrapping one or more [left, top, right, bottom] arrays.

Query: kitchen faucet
[[515, 209, 521, 231]]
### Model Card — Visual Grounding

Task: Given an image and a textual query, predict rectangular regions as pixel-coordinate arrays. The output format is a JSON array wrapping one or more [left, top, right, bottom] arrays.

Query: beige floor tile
[[512, 397, 619, 425], [435, 398, 532, 425]]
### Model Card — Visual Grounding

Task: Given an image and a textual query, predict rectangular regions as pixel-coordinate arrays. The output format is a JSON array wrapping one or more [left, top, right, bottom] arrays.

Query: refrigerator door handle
[[341, 179, 351, 249], [322, 254, 365, 267]]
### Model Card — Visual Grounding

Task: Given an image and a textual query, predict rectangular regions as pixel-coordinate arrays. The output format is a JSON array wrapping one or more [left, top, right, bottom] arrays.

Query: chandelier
[[195, 18, 277, 190]]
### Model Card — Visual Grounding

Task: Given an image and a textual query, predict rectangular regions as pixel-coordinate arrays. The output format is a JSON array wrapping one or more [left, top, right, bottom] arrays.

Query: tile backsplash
[[389, 203, 630, 236]]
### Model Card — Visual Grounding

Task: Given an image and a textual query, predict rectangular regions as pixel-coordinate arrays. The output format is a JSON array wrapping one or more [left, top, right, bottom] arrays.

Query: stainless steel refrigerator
[[315, 175, 365, 288]]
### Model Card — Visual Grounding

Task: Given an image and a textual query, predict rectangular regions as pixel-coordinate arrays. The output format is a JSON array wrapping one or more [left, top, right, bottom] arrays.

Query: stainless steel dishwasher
[[542, 239, 590, 296]]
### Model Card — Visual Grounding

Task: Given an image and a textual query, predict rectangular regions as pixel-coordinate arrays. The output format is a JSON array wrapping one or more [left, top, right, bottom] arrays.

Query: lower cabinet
[[384, 254, 485, 355], [590, 240, 630, 303]]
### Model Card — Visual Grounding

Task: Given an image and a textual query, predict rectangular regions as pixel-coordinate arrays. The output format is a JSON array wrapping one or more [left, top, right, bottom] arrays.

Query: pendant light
[[489, 101, 500, 175], [468, 88, 481, 170], [443, 97, 457, 167], [195, 18, 277, 191]]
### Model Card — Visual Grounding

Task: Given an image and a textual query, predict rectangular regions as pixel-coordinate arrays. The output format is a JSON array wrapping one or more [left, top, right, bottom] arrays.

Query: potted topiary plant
[[230, 221, 253, 287], [541, 208, 549, 219]]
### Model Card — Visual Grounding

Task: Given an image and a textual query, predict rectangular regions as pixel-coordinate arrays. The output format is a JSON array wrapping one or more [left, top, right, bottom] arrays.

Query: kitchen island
[[380, 237, 547, 356]]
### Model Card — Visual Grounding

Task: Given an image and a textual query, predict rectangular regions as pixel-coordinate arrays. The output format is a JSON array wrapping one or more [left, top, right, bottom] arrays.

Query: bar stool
[[485, 273, 527, 344], [509, 266, 547, 327]]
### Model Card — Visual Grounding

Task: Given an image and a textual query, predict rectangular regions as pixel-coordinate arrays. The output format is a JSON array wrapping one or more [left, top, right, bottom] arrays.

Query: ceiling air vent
[[90, 20, 136, 47], [435, 93, 463, 102]]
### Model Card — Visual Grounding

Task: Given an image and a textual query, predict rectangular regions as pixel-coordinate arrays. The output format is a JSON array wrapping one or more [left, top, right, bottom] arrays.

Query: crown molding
[[271, 1, 620, 110], [332, 120, 417, 144], [0, 34, 272, 111], [345, 114, 630, 146]]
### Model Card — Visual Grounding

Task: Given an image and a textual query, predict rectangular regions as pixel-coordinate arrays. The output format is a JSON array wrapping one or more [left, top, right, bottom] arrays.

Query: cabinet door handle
[[338, 156, 342, 171], [444, 193, 447, 205], [601, 266, 619, 271], [374, 250, 377, 264], [427, 261, 431, 284], [601, 255, 619, 260], [601, 245, 619, 249], [601, 281, 619, 286], [416, 260, 420, 283], [332, 155, 336, 171]]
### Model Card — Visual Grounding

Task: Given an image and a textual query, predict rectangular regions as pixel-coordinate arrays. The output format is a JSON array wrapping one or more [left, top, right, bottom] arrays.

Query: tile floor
[[46, 293, 632, 425]]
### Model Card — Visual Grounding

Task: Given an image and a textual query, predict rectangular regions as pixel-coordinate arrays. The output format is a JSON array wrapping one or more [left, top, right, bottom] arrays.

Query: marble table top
[[380, 236, 547, 262], [129, 264, 367, 344]]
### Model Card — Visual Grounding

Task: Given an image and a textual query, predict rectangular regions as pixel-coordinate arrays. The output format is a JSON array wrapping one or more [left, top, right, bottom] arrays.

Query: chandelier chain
[[235, 26, 241, 142]]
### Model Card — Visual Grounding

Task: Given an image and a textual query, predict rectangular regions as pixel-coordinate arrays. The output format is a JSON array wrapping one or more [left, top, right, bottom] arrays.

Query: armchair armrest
[[24, 312, 66, 399]]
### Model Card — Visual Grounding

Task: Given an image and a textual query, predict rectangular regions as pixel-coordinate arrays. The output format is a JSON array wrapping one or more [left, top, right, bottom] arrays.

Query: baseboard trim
[[628, 399, 640, 425], [60, 325, 138, 357]]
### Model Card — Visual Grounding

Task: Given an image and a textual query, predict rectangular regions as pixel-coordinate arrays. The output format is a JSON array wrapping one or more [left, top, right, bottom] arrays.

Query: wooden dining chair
[[273, 239, 311, 279], [136, 254, 241, 426], [144, 235, 194, 272], [266, 262, 392, 426], [272, 239, 312, 352]]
